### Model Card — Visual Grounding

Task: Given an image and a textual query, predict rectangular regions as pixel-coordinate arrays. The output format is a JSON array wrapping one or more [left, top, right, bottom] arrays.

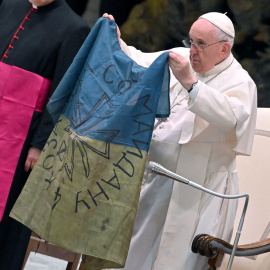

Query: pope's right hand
[[102, 13, 121, 44]]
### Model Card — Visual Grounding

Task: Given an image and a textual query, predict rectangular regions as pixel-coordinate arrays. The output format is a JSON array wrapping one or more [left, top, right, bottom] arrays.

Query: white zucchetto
[[200, 12, 235, 38]]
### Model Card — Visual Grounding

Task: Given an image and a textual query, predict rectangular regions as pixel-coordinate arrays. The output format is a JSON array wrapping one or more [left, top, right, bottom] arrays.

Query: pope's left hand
[[168, 51, 197, 90]]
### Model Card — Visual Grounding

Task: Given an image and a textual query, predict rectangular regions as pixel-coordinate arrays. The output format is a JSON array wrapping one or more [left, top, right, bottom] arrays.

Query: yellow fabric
[[11, 115, 147, 269]]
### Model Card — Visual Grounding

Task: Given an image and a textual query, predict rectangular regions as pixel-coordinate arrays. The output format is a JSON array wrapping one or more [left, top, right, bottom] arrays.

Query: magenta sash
[[0, 62, 51, 221]]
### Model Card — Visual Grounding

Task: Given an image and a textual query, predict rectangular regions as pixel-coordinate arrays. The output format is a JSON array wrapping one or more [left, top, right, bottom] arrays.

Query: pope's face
[[188, 19, 225, 74], [29, 0, 55, 6]]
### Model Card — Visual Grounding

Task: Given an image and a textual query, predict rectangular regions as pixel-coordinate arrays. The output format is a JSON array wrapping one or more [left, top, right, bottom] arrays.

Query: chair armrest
[[192, 234, 270, 258]]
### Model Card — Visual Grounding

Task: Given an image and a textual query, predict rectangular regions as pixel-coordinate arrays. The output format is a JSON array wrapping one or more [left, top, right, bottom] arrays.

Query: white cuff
[[188, 80, 200, 101]]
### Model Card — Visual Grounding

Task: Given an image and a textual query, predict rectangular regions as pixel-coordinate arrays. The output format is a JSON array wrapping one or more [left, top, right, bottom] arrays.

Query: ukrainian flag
[[11, 18, 170, 269]]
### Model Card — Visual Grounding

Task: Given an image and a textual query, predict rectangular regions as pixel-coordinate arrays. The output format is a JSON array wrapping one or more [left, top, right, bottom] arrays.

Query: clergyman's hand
[[102, 13, 121, 44], [168, 51, 197, 91], [24, 146, 42, 172]]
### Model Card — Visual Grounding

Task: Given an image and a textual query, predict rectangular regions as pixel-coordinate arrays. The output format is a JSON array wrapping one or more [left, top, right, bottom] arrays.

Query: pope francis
[[103, 12, 257, 270]]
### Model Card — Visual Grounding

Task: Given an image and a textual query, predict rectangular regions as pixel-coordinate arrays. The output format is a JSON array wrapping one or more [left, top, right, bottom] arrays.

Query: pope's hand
[[168, 51, 197, 91], [102, 13, 121, 44]]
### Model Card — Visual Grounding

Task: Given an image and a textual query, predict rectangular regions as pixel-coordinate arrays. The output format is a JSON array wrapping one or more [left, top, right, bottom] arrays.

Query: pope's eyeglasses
[[182, 38, 227, 52]]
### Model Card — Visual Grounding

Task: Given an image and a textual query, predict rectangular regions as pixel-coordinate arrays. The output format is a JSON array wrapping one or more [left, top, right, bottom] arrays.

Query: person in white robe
[[102, 12, 257, 270]]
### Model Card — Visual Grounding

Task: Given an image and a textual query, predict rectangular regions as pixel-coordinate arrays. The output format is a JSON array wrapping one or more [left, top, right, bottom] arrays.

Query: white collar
[[196, 53, 234, 77]]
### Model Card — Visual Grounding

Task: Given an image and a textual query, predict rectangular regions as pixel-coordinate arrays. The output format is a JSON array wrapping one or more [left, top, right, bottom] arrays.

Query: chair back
[[221, 107, 270, 269]]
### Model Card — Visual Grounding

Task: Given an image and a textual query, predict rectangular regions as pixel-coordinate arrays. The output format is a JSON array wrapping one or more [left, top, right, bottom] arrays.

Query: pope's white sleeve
[[120, 39, 165, 68]]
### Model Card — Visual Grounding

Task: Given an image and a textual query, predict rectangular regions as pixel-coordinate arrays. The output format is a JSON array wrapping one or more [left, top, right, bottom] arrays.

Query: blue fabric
[[47, 18, 170, 151]]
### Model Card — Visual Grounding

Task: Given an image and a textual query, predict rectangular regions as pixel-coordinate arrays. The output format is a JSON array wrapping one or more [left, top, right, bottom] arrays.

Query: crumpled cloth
[[10, 18, 170, 269]]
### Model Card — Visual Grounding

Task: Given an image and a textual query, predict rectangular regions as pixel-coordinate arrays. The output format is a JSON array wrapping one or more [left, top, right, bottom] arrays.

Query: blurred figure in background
[[99, 0, 145, 26], [66, 0, 89, 16]]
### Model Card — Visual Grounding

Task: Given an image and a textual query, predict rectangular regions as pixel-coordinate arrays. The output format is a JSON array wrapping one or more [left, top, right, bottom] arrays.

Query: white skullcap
[[199, 12, 235, 38]]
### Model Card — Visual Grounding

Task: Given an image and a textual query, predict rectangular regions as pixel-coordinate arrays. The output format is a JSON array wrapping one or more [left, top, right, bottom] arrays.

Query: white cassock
[[105, 42, 257, 270]]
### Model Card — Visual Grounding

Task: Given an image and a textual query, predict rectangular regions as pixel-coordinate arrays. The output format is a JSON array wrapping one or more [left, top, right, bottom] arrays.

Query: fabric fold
[[10, 18, 170, 269]]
